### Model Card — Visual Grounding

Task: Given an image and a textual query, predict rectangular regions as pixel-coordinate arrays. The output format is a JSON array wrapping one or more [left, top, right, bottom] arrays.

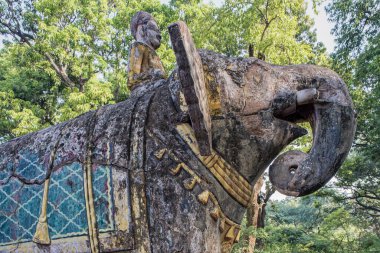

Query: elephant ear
[[168, 21, 212, 156]]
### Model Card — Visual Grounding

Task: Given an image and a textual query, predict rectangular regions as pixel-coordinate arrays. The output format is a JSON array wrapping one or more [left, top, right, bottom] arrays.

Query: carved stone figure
[[0, 20, 355, 253], [127, 11, 166, 90]]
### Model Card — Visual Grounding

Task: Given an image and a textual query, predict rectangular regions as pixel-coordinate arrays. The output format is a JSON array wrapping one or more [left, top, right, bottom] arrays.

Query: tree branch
[[44, 52, 76, 89], [355, 197, 380, 213], [0, 1, 76, 89]]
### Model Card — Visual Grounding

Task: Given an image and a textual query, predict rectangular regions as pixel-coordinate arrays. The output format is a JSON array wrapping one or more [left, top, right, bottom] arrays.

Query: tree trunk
[[244, 176, 264, 253], [249, 44, 254, 57], [255, 180, 275, 250]]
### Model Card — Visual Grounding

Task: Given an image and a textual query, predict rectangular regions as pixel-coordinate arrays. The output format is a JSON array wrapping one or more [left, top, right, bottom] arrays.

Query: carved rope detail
[[197, 190, 241, 243], [151, 127, 246, 248], [154, 149, 241, 245], [33, 178, 51, 245], [176, 123, 252, 206]]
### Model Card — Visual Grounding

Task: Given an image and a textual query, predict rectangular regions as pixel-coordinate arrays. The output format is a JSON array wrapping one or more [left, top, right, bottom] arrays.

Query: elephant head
[[192, 50, 356, 197], [169, 22, 355, 197]]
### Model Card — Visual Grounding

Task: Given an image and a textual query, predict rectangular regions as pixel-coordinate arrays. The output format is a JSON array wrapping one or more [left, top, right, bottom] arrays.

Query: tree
[[213, 0, 327, 65], [0, 0, 176, 138], [0, 0, 327, 142], [0, 45, 54, 141], [326, 0, 380, 231], [234, 195, 380, 253]]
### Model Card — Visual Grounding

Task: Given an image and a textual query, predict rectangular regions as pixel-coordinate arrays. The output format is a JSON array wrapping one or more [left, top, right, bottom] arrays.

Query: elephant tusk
[[296, 88, 319, 105], [273, 88, 319, 118]]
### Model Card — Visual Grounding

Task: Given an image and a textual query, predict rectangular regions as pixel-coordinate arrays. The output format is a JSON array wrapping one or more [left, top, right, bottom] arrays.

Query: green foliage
[[0, 90, 42, 141], [326, 0, 380, 221], [233, 195, 380, 253], [209, 0, 327, 65], [0, 0, 154, 139], [0, 46, 54, 141], [327, 0, 380, 59], [0, 0, 327, 141]]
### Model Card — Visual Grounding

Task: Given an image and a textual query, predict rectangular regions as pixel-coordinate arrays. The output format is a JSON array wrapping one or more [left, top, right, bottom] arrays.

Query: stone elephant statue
[[0, 22, 355, 253]]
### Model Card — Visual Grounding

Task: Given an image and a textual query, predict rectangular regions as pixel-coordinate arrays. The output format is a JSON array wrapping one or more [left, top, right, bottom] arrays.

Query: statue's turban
[[130, 11, 155, 39]]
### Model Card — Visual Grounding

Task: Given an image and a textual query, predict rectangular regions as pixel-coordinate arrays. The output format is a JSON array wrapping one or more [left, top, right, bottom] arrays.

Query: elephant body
[[0, 77, 239, 252], [0, 49, 355, 252]]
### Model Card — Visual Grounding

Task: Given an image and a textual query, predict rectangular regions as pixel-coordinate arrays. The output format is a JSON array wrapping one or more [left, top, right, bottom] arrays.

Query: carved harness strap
[[151, 122, 253, 250], [174, 123, 252, 251], [176, 123, 252, 207]]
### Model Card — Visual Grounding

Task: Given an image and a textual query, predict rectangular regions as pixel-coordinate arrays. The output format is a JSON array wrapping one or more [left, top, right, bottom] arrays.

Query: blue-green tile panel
[[47, 162, 88, 238], [0, 178, 43, 245], [0, 151, 114, 246], [93, 165, 114, 232]]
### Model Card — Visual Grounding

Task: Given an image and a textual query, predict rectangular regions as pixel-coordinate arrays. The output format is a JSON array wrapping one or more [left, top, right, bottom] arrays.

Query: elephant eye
[[289, 165, 298, 174], [147, 21, 159, 32]]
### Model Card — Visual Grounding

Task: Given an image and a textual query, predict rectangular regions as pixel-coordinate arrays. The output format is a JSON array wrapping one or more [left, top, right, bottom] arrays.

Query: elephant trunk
[[269, 74, 356, 196]]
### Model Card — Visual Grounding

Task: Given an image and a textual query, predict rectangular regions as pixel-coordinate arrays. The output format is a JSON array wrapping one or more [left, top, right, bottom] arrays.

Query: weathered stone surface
[[168, 21, 212, 156], [0, 23, 356, 253]]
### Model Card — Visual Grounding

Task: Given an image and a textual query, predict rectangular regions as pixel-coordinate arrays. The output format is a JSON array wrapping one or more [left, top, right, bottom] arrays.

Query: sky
[[306, 0, 335, 53]]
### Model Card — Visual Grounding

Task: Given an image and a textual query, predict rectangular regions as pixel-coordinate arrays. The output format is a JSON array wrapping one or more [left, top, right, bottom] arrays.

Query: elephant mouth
[[269, 87, 356, 197]]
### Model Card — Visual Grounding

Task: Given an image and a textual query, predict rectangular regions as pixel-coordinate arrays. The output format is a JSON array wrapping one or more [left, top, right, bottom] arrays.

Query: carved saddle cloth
[[0, 81, 163, 252]]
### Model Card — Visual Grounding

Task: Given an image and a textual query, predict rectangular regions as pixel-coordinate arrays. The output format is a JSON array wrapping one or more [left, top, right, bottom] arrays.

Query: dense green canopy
[[0, 0, 325, 140]]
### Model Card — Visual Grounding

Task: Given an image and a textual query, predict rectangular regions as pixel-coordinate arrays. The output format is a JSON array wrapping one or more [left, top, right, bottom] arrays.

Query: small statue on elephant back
[[127, 11, 166, 90]]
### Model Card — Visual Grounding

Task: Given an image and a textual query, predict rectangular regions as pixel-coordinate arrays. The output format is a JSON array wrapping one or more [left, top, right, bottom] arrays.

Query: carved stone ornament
[[168, 21, 212, 156], [0, 16, 356, 253]]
